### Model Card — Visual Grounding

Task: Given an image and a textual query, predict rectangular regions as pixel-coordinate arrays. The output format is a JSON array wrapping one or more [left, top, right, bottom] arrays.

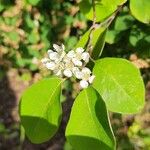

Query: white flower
[[69, 47, 90, 67], [63, 69, 72, 77], [80, 80, 89, 88], [67, 50, 75, 58], [48, 44, 66, 63], [45, 62, 56, 70], [81, 52, 90, 63], [72, 67, 82, 79], [41, 58, 50, 64], [41, 44, 95, 88], [41, 44, 67, 76], [54, 61, 65, 77], [88, 75, 95, 84], [79, 67, 95, 89], [72, 47, 83, 66], [62, 56, 74, 77]]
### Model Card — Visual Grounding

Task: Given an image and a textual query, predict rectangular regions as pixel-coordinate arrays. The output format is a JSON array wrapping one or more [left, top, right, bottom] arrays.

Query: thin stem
[[96, 5, 123, 29], [86, 5, 123, 57], [87, 0, 96, 54], [90, 56, 96, 63]]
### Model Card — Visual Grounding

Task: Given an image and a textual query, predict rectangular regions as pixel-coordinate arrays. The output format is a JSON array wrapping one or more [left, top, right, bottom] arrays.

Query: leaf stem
[[98, 5, 123, 29], [86, 4, 123, 56], [87, 0, 96, 55]]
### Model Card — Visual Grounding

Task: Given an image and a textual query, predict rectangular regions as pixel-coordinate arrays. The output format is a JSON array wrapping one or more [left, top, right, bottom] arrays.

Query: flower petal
[[88, 75, 95, 84], [45, 62, 56, 70], [53, 44, 61, 52], [41, 58, 50, 64], [80, 80, 89, 88], [72, 67, 83, 79], [76, 47, 84, 53], [64, 69, 73, 77], [82, 52, 90, 63], [47, 49, 53, 55], [72, 58, 82, 66], [82, 67, 91, 75], [49, 52, 59, 60], [62, 44, 65, 51], [67, 50, 75, 58]]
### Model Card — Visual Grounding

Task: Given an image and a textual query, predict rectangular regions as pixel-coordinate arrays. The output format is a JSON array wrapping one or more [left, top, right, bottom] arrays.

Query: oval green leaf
[[75, 26, 106, 60], [19, 77, 63, 143], [66, 87, 115, 150], [79, 0, 127, 22], [130, 0, 150, 24], [92, 58, 145, 114], [75, 29, 91, 49], [91, 27, 107, 59]]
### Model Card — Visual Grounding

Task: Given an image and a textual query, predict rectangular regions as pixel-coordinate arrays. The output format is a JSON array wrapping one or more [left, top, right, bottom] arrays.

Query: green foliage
[[16, 0, 148, 149], [76, 26, 106, 60], [75, 29, 91, 48], [93, 58, 145, 113], [105, 7, 150, 58], [66, 87, 115, 150], [130, 0, 150, 24], [26, 0, 41, 6], [128, 121, 150, 149], [79, 0, 127, 22], [20, 77, 63, 143], [114, 12, 135, 31], [0, 0, 85, 70], [91, 27, 107, 59], [0, 123, 6, 133]]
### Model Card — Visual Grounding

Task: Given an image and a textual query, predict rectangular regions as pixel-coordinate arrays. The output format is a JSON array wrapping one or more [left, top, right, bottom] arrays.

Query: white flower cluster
[[41, 44, 95, 88]]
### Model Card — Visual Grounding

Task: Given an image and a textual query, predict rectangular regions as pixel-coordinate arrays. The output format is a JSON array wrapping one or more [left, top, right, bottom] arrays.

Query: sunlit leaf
[[20, 77, 63, 143], [130, 0, 150, 24], [93, 58, 145, 114], [66, 87, 115, 150], [79, 0, 127, 22]]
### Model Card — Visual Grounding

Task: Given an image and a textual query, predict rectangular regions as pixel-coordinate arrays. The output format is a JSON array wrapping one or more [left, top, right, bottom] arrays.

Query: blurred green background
[[0, 0, 150, 150]]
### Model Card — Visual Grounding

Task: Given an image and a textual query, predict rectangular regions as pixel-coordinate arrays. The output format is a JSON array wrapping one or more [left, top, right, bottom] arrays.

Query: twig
[[87, 0, 96, 54], [87, 5, 123, 55], [97, 5, 123, 29]]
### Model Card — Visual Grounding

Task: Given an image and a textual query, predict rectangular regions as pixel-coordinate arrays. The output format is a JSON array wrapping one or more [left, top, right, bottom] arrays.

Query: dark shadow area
[[95, 94, 115, 144], [67, 135, 111, 150], [21, 116, 58, 144], [110, 113, 135, 150], [0, 73, 20, 149], [95, 92, 134, 150]]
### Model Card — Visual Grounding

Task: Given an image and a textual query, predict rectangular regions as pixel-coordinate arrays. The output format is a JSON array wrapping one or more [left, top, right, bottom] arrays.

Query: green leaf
[[79, 0, 127, 22], [75, 27, 106, 59], [91, 27, 107, 59], [6, 31, 20, 42], [20, 77, 63, 143], [105, 30, 119, 44], [65, 36, 78, 52], [114, 14, 135, 31], [66, 87, 115, 150], [0, 3, 5, 12], [75, 29, 91, 48], [93, 58, 145, 114], [27, 0, 41, 6], [28, 30, 40, 44], [130, 0, 150, 24]]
